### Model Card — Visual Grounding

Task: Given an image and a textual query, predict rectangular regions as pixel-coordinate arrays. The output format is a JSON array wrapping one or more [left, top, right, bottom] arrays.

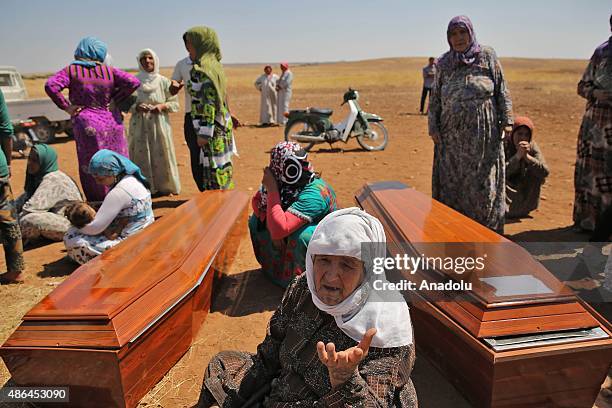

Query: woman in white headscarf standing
[[128, 48, 181, 196], [197, 207, 417, 407]]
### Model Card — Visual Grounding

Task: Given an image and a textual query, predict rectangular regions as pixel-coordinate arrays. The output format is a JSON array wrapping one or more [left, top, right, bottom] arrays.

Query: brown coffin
[[0, 190, 248, 408], [355, 181, 612, 408]]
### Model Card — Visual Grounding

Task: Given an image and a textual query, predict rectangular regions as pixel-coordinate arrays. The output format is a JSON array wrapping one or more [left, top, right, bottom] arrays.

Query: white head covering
[[136, 48, 161, 94], [305, 207, 413, 348]]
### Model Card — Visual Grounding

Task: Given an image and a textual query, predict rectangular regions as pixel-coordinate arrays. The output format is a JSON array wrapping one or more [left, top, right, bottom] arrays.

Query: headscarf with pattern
[[257, 141, 315, 214], [438, 15, 481, 70]]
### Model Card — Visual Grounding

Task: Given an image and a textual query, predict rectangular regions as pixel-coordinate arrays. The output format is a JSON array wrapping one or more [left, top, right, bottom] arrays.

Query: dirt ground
[[0, 57, 610, 407]]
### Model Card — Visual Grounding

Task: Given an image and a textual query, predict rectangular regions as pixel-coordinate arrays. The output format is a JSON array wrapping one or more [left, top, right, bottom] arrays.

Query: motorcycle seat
[[309, 108, 333, 116], [288, 109, 308, 115]]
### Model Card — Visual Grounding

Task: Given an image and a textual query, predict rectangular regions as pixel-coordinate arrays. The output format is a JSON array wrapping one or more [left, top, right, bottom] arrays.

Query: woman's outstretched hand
[[317, 328, 377, 389]]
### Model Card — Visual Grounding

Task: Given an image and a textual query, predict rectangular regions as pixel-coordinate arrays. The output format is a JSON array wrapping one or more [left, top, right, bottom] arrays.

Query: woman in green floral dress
[[183, 26, 235, 190]]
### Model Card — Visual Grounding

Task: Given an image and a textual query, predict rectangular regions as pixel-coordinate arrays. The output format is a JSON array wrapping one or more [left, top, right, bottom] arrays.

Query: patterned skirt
[[248, 214, 314, 287], [574, 104, 612, 230]]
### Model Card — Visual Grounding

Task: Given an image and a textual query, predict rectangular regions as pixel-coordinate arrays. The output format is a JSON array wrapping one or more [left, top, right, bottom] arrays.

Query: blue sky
[[1, 0, 610, 73]]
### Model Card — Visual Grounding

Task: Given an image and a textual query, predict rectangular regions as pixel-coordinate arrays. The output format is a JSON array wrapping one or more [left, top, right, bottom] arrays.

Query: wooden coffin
[[0, 190, 248, 408], [355, 181, 612, 408]]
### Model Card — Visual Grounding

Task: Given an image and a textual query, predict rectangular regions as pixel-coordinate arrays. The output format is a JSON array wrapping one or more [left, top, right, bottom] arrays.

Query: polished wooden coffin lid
[[3, 190, 248, 349], [355, 182, 602, 338]]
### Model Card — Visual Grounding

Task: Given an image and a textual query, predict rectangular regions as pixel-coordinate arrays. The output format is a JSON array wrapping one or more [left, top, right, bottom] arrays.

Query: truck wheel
[[13, 132, 31, 157], [33, 123, 56, 144]]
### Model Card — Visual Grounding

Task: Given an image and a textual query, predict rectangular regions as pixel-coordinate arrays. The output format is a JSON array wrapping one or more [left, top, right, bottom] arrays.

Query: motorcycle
[[284, 88, 388, 152]]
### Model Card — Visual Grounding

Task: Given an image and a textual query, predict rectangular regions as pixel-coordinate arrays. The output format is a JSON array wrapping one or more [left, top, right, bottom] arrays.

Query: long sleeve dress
[[276, 70, 293, 124], [428, 46, 513, 233], [189, 70, 235, 191], [249, 177, 337, 287], [196, 274, 418, 407], [15, 170, 82, 242], [63, 175, 154, 264], [45, 65, 140, 201], [255, 74, 278, 124], [574, 40, 612, 231], [128, 76, 181, 195]]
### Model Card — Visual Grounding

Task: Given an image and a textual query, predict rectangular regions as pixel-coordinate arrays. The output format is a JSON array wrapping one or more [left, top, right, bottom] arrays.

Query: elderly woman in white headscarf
[[128, 48, 181, 196], [197, 208, 417, 407]]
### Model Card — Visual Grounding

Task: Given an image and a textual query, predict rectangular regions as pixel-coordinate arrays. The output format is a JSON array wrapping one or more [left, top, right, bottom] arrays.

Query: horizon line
[[18, 55, 589, 76]]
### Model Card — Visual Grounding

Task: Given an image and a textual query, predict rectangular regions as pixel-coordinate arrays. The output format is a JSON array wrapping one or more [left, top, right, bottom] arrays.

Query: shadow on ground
[[37, 256, 78, 278], [211, 269, 284, 317], [507, 225, 591, 242]]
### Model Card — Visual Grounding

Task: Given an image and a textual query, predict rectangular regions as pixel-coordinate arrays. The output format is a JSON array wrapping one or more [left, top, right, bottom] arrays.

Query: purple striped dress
[[45, 65, 140, 201]]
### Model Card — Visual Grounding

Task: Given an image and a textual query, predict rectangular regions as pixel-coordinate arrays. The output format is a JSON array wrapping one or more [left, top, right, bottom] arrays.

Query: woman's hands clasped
[[262, 167, 278, 193], [317, 328, 377, 389]]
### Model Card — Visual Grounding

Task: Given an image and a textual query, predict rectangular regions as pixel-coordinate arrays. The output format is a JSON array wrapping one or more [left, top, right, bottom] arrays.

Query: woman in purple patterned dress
[[45, 36, 140, 201]]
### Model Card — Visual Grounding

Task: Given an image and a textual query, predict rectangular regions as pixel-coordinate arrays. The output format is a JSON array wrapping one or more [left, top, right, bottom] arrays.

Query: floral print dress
[[574, 40, 612, 231], [189, 70, 235, 190], [428, 46, 513, 232]]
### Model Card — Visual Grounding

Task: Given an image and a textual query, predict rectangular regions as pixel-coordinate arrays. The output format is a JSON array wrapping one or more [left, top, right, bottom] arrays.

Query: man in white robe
[[276, 62, 293, 125], [254, 65, 278, 125]]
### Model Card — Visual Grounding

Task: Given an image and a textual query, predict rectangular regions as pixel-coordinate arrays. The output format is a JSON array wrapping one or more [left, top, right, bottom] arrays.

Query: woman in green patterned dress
[[183, 26, 235, 190]]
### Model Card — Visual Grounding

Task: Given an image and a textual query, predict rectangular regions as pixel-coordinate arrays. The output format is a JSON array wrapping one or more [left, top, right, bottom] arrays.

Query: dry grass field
[[0, 57, 609, 407]]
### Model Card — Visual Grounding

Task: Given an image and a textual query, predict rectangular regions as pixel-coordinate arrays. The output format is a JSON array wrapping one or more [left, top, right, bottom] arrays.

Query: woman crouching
[[198, 208, 417, 406], [249, 141, 337, 287], [63, 150, 154, 264]]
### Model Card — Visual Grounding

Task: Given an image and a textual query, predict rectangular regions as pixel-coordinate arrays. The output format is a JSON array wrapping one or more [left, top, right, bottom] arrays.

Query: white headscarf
[[305, 207, 413, 348], [136, 48, 161, 94]]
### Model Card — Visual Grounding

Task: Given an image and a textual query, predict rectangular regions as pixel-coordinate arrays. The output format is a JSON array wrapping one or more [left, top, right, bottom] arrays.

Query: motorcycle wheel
[[357, 121, 388, 151], [284, 120, 315, 152]]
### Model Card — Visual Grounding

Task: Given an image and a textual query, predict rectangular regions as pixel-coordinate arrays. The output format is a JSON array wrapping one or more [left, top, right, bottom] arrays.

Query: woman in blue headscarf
[[15, 144, 82, 245], [45, 36, 140, 202], [63, 150, 154, 264], [428, 15, 513, 233]]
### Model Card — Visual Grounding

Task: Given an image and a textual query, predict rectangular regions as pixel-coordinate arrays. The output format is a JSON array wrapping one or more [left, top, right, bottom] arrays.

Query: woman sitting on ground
[[505, 116, 549, 219], [15, 144, 82, 245], [249, 141, 337, 287], [198, 208, 417, 407], [63, 150, 154, 264]]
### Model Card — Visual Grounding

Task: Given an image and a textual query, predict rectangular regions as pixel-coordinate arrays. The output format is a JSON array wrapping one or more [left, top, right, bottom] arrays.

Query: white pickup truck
[[0, 66, 71, 145]]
